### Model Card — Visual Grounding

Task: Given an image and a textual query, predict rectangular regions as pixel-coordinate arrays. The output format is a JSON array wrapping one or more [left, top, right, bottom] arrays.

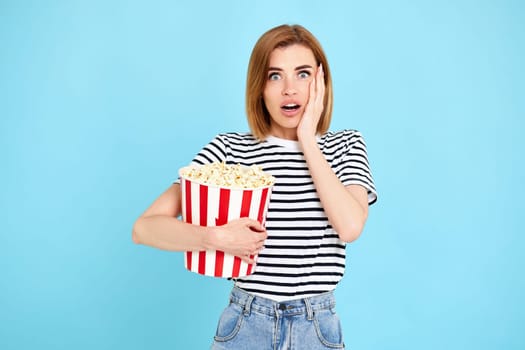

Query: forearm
[[133, 215, 213, 252], [300, 138, 368, 242]]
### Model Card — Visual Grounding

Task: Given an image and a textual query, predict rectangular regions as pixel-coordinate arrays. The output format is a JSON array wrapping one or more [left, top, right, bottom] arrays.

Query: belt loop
[[304, 297, 314, 321], [243, 294, 254, 316]]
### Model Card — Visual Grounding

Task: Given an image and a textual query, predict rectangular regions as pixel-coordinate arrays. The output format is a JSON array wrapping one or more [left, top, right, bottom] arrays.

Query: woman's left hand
[[297, 64, 325, 142]]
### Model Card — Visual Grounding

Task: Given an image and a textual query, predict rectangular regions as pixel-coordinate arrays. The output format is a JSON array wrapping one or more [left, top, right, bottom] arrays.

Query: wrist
[[200, 225, 218, 251], [299, 134, 319, 151]]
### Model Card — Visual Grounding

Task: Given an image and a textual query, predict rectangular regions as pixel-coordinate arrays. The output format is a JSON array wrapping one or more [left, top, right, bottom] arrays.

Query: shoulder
[[319, 129, 366, 148], [215, 132, 262, 148]]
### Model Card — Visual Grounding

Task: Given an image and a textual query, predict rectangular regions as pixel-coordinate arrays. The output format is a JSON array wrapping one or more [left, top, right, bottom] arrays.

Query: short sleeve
[[336, 131, 377, 205], [173, 134, 228, 184]]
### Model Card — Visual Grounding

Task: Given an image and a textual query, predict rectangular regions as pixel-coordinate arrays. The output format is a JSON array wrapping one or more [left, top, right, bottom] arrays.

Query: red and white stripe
[[180, 177, 272, 278]]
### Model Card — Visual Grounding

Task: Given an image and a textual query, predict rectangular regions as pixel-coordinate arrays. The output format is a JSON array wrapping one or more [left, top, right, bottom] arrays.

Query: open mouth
[[281, 103, 301, 112]]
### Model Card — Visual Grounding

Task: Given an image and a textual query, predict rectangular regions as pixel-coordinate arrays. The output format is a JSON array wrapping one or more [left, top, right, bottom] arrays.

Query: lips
[[280, 101, 302, 116]]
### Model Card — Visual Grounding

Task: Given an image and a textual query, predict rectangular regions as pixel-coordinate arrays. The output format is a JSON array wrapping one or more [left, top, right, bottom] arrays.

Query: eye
[[268, 72, 281, 81], [298, 70, 311, 79]]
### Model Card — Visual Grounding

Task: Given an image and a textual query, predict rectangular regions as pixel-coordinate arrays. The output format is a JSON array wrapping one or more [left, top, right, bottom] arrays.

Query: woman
[[133, 24, 377, 349]]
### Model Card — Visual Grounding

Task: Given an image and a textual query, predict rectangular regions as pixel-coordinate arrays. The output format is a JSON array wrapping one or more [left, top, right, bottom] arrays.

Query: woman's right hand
[[205, 218, 268, 264]]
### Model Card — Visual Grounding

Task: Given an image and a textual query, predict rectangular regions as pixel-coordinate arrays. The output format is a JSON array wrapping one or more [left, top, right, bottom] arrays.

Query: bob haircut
[[246, 24, 333, 140]]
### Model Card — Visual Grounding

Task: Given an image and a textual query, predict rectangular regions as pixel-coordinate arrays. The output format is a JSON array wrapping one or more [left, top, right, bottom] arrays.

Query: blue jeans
[[210, 287, 345, 349]]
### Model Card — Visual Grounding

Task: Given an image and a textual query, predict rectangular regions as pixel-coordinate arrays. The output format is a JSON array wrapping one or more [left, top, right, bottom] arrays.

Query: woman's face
[[263, 44, 317, 140]]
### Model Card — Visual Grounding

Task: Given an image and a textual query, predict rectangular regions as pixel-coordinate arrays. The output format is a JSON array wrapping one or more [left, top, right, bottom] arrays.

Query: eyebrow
[[268, 65, 314, 71]]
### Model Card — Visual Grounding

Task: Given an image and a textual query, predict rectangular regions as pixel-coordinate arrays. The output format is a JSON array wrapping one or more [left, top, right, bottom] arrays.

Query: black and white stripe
[[190, 130, 377, 301]]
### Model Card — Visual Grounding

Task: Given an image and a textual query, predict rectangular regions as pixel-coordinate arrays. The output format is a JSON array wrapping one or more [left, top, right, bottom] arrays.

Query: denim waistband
[[229, 287, 336, 320]]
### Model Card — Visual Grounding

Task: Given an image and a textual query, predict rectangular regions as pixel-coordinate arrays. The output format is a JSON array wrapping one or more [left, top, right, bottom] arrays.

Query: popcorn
[[178, 162, 274, 278], [179, 162, 275, 189]]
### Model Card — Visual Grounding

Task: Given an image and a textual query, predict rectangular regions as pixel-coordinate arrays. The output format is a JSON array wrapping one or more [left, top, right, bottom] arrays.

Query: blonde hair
[[246, 24, 333, 140]]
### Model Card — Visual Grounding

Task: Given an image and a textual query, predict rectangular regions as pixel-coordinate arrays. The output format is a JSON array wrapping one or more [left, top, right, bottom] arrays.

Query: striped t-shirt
[[184, 130, 377, 301]]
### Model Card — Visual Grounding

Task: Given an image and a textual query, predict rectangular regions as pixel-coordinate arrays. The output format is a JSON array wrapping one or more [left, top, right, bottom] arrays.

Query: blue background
[[2, 0, 524, 349]]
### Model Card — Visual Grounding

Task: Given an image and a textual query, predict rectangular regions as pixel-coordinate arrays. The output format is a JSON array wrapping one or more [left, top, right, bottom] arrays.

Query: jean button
[[278, 304, 287, 311]]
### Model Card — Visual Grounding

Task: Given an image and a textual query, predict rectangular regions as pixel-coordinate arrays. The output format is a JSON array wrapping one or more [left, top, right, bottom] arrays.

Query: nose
[[282, 79, 297, 96]]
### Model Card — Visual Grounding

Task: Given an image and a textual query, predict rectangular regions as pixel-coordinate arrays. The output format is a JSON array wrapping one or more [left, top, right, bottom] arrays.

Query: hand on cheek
[[298, 64, 325, 142]]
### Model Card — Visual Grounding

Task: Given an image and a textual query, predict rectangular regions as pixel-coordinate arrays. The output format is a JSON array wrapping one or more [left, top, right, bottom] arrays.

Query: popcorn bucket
[[179, 166, 273, 278]]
